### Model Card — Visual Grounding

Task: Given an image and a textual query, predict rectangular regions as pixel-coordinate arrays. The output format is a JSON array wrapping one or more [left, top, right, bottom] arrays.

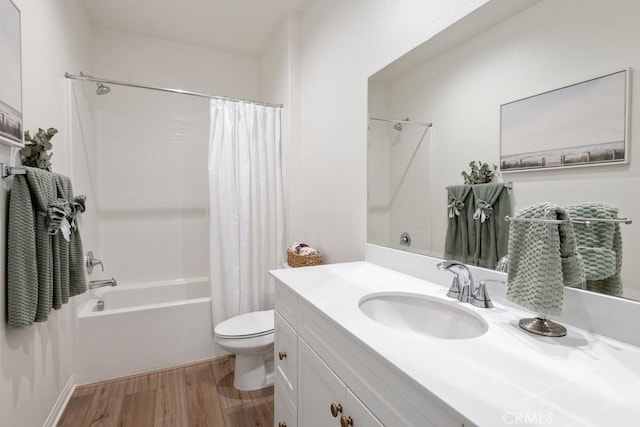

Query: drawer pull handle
[[330, 403, 343, 417], [340, 416, 354, 427], [278, 351, 287, 360], [278, 422, 287, 427]]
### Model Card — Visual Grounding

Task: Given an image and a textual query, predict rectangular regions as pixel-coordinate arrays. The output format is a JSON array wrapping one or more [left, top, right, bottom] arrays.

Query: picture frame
[[500, 69, 630, 172], [0, 0, 23, 147]]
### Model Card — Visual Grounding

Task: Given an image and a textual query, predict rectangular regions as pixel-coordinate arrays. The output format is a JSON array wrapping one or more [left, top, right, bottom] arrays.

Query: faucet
[[436, 261, 493, 308], [88, 278, 118, 290]]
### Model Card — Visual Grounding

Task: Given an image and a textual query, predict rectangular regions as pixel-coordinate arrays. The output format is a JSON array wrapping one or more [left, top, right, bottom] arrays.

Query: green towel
[[506, 203, 585, 316], [7, 167, 87, 328], [55, 174, 87, 299], [471, 183, 512, 269], [444, 185, 474, 264], [566, 203, 622, 297]]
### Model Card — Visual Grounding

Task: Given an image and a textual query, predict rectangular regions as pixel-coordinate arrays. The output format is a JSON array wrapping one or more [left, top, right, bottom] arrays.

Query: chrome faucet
[[436, 261, 493, 308], [88, 278, 118, 290]]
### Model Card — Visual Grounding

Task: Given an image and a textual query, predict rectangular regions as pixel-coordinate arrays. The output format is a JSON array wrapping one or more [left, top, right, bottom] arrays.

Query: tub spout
[[88, 278, 118, 289]]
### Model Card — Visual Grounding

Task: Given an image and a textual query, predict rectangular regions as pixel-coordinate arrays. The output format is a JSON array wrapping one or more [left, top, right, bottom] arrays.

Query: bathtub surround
[[7, 168, 88, 328], [89, 28, 262, 287], [208, 100, 285, 326]]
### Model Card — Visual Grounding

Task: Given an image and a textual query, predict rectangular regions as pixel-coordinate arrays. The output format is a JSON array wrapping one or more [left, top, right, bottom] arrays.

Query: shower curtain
[[208, 99, 284, 327]]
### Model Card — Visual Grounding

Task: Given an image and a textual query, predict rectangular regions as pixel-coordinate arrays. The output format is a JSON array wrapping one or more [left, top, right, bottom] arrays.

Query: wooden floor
[[58, 355, 273, 427]]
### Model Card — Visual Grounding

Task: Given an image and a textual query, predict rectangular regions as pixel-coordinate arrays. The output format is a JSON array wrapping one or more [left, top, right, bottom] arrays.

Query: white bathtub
[[77, 277, 226, 384]]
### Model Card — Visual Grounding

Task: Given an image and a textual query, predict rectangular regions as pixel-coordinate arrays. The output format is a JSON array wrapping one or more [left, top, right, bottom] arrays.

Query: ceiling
[[81, 0, 308, 56]]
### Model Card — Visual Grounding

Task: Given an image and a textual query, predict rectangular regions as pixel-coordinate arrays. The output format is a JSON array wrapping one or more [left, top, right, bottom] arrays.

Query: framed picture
[[500, 69, 629, 172], [0, 0, 22, 147]]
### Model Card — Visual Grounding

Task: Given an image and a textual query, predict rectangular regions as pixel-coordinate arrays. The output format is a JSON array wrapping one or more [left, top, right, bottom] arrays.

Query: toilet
[[214, 309, 275, 391]]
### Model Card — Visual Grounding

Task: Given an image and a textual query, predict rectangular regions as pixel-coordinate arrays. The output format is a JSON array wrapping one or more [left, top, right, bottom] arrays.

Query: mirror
[[367, 0, 640, 301]]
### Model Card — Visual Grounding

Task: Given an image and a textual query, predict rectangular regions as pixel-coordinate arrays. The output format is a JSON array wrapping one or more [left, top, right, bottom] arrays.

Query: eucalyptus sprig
[[19, 127, 58, 171], [461, 160, 496, 185]]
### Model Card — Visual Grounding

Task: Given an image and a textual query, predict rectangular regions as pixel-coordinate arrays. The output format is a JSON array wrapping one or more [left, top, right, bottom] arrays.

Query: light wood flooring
[[57, 355, 273, 427]]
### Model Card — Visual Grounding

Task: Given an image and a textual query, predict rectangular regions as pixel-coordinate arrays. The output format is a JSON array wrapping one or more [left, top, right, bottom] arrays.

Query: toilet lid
[[214, 309, 274, 338]]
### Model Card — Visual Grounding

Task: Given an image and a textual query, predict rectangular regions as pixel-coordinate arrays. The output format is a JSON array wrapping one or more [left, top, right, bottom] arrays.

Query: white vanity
[[270, 246, 640, 427]]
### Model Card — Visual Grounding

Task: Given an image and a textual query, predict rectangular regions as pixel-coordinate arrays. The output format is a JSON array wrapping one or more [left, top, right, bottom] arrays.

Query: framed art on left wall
[[0, 0, 22, 147]]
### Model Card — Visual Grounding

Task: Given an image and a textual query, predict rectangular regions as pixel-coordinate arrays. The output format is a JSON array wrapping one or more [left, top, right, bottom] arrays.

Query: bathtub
[[76, 277, 226, 384]]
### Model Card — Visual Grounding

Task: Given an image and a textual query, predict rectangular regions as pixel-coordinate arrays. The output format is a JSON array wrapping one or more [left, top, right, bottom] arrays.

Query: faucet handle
[[85, 251, 104, 274], [470, 280, 494, 308], [446, 276, 462, 299]]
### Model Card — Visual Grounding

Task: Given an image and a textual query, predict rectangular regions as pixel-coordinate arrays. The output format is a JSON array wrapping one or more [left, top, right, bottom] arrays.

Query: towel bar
[[505, 215, 632, 227], [1, 163, 26, 178]]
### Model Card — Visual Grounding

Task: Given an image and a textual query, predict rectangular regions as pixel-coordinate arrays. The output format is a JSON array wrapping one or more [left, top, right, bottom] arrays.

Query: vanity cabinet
[[273, 279, 466, 427]]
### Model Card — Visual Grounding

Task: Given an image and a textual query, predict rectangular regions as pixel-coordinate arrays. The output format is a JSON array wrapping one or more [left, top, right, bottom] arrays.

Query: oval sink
[[358, 292, 488, 340]]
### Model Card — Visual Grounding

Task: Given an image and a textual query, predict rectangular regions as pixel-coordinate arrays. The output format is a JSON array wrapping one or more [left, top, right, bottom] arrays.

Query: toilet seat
[[214, 309, 274, 339]]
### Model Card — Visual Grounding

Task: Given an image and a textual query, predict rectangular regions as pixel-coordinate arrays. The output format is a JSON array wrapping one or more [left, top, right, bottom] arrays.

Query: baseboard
[[43, 374, 76, 427]]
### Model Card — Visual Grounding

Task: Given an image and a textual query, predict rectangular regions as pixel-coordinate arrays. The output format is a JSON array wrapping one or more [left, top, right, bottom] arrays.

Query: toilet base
[[233, 351, 275, 391]]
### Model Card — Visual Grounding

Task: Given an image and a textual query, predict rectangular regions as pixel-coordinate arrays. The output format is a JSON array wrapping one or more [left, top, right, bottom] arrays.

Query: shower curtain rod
[[64, 72, 283, 108], [369, 117, 433, 127]]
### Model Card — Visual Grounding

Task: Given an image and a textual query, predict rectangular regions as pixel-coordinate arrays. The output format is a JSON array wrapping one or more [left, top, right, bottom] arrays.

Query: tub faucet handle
[[86, 251, 104, 274]]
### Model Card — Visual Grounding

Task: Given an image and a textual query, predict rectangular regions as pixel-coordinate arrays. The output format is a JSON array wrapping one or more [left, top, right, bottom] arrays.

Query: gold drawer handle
[[278, 351, 287, 360], [340, 416, 354, 427], [330, 402, 343, 417], [278, 422, 287, 427]]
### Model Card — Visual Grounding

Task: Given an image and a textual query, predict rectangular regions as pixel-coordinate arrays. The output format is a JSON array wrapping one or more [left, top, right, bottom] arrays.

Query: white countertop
[[271, 261, 640, 427]]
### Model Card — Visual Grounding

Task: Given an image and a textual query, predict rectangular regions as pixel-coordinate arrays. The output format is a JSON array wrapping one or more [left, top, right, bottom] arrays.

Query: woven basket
[[287, 249, 323, 268]]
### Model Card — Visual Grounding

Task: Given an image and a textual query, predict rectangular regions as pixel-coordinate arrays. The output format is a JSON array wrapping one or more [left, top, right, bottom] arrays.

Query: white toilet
[[214, 309, 275, 391]]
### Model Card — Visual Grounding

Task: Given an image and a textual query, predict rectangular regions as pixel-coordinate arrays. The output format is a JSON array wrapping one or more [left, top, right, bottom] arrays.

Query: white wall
[[380, 0, 640, 299], [259, 14, 302, 248], [0, 1, 91, 426], [291, 0, 490, 262], [86, 29, 262, 285]]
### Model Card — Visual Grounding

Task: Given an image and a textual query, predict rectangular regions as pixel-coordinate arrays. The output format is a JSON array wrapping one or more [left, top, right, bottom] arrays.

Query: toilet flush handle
[[278, 351, 287, 360]]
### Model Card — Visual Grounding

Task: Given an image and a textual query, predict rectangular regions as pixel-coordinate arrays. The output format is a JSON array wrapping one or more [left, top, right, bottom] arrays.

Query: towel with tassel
[[444, 185, 474, 264], [506, 203, 585, 316], [566, 202, 622, 296], [471, 183, 512, 269], [7, 167, 87, 328]]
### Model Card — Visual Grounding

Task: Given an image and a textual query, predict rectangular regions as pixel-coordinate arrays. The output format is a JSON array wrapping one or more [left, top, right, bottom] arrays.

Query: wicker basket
[[287, 249, 323, 268]]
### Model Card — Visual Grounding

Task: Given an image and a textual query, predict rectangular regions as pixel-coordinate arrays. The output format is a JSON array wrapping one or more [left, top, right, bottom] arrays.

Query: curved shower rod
[[65, 72, 284, 108]]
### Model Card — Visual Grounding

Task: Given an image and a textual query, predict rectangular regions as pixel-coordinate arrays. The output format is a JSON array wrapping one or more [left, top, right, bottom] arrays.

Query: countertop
[[271, 261, 640, 427]]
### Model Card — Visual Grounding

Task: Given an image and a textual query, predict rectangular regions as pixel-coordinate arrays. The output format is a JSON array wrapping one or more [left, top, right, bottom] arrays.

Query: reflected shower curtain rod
[[64, 72, 283, 108], [369, 116, 433, 127]]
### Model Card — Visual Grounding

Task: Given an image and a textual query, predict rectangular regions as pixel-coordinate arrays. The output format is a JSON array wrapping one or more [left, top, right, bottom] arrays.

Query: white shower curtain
[[208, 99, 285, 327]]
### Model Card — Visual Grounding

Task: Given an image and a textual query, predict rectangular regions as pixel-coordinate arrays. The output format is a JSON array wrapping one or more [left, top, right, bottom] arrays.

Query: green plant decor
[[19, 127, 58, 171], [461, 160, 497, 185]]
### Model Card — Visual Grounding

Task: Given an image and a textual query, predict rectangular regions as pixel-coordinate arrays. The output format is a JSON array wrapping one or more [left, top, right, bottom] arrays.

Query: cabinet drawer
[[275, 280, 298, 330], [275, 377, 297, 427], [275, 311, 298, 406]]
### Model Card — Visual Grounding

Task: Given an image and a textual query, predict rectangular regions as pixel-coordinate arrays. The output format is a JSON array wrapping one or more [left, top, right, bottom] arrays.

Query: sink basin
[[358, 292, 488, 339]]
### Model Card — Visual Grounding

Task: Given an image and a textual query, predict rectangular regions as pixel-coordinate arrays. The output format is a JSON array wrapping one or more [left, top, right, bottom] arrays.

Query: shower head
[[394, 117, 410, 131], [96, 82, 111, 95]]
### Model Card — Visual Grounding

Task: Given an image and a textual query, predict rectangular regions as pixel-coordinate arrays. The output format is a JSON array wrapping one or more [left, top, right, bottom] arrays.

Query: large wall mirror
[[367, 0, 640, 301]]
